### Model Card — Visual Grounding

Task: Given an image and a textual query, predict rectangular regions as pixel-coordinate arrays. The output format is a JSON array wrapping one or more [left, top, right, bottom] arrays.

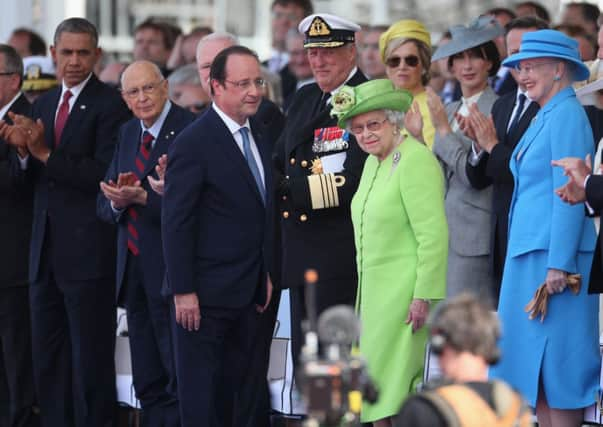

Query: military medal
[[312, 126, 350, 153], [310, 157, 323, 174]]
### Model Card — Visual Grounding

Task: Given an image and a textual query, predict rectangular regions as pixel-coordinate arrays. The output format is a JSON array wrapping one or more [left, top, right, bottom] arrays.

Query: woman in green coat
[[332, 79, 448, 426]]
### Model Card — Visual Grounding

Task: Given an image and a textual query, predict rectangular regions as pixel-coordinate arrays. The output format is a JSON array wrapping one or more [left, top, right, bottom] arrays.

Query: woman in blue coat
[[488, 30, 599, 427]]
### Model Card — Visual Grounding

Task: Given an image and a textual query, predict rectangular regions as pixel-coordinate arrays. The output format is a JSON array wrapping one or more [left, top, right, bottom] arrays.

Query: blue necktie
[[240, 127, 265, 203], [507, 94, 527, 135]]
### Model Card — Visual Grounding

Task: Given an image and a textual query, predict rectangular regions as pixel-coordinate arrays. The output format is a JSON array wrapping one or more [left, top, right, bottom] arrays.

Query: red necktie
[[54, 90, 73, 146], [127, 131, 154, 256]]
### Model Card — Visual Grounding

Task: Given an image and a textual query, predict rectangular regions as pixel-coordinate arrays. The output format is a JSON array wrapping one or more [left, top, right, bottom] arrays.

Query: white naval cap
[[298, 13, 361, 48]]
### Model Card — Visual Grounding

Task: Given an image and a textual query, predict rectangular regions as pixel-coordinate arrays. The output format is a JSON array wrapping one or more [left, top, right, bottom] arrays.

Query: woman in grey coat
[[426, 16, 501, 303]]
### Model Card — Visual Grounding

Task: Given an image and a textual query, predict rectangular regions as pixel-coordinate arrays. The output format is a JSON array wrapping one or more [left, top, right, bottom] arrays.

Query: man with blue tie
[[0, 18, 131, 427], [162, 45, 275, 427], [97, 60, 195, 427]]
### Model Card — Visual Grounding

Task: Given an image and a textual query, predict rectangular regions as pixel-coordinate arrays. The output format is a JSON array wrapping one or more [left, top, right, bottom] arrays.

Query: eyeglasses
[[0, 71, 16, 76], [224, 78, 266, 90], [350, 118, 388, 135], [121, 80, 164, 98], [385, 55, 420, 68], [513, 61, 558, 75]]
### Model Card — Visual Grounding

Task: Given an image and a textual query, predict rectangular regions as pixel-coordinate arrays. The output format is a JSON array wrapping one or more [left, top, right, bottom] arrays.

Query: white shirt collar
[[330, 67, 359, 96], [60, 72, 93, 102], [0, 92, 23, 120], [141, 100, 172, 139], [211, 103, 251, 136], [461, 90, 483, 106]]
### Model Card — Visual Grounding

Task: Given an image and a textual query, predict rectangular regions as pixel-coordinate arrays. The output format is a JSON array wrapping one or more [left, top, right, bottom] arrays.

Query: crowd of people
[[0, 0, 603, 427]]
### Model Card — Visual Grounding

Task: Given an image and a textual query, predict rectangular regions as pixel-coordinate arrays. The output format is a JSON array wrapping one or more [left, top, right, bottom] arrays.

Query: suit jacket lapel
[[58, 76, 98, 147], [508, 101, 539, 147], [208, 109, 265, 207], [124, 123, 140, 175], [42, 89, 61, 148], [143, 105, 178, 177]]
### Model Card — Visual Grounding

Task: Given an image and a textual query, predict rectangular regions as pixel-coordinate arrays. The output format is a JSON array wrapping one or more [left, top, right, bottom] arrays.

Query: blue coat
[[491, 87, 599, 408]]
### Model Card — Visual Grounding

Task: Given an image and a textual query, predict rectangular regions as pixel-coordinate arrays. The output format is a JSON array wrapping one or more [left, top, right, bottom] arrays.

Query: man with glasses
[[162, 45, 276, 427], [0, 44, 37, 427], [98, 60, 194, 427], [0, 18, 131, 427], [274, 13, 367, 367]]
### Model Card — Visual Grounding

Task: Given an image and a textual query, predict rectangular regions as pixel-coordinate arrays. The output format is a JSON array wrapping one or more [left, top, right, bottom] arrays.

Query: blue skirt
[[490, 250, 600, 409]]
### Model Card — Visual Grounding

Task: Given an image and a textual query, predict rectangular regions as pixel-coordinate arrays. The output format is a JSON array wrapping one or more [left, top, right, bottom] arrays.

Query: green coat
[[351, 137, 448, 422]]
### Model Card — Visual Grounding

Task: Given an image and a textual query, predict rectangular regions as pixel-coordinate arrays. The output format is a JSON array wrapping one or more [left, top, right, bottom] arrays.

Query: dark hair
[[54, 17, 98, 47], [486, 7, 517, 21], [565, 2, 601, 28], [271, 0, 313, 16], [447, 40, 500, 77], [515, 1, 551, 23], [504, 15, 549, 36], [10, 28, 46, 56], [209, 45, 259, 95], [0, 44, 23, 85], [134, 19, 180, 51]]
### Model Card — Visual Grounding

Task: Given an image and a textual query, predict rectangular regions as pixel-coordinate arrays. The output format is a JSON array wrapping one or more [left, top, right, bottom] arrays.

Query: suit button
[[301, 160, 308, 168], [300, 214, 308, 222], [290, 158, 296, 165], [282, 211, 289, 219]]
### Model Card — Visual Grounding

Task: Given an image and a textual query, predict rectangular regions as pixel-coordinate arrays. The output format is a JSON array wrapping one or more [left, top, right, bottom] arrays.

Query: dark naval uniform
[[274, 68, 367, 361]]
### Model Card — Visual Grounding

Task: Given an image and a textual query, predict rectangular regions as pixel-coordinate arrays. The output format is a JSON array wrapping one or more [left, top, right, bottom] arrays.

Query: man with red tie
[[0, 18, 130, 427], [97, 60, 194, 427]]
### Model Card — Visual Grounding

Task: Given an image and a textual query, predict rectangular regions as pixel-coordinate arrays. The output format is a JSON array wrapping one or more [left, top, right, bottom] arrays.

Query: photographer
[[395, 294, 533, 427]]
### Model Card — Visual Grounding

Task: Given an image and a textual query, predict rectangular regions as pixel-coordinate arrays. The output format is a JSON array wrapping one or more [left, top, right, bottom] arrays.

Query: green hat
[[331, 79, 413, 129]]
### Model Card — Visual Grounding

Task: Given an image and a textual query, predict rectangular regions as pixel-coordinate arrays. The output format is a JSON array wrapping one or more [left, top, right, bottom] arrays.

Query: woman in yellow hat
[[379, 19, 436, 148], [332, 79, 448, 426]]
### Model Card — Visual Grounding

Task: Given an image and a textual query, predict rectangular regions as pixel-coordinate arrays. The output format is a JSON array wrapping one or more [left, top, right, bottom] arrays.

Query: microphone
[[317, 305, 360, 347]]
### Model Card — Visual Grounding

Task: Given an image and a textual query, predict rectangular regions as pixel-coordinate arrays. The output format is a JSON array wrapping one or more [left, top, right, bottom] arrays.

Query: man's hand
[[403, 101, 424, 142], [256, 275, 273, 313], [405, 299, 430, 333], [99, 180, 147, 209], [552, 155, 592, 205], [551, 154, 592, 188], [0, 113, 45, 160], [426, 87, 451, 137], [7, 113, 50, 164], [174, 292, 201, 331], [148, 154, 167, 196], [116, 172, 138, 188], [467, 104, 498, 153]]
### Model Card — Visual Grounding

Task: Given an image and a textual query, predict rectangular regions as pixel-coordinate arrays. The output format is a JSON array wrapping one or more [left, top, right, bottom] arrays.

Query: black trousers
[[172, 302, 260, 427], [0, 286, 38, 427], [30, 265, 116, 427], [120, 255, 179, 427]]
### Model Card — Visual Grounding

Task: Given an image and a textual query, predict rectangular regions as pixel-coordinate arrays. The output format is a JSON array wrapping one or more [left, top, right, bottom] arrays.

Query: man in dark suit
[[274, 13, 368, 364], [465, 16, 548, 306], [0, 18, 131, 427], [552, 157, 603, 292], [162, 45, 275, 427], [0, 44, 37, 427], [97, 60, 195, 427]]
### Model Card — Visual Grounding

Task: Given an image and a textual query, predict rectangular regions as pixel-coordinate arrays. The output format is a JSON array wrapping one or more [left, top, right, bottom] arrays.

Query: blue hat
[[502, 30, 589, 81], [431, 16, 503, 62]]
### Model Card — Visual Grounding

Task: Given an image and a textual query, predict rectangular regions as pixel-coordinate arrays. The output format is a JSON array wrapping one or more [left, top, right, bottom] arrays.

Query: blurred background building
[[2, 0, 601, 63]]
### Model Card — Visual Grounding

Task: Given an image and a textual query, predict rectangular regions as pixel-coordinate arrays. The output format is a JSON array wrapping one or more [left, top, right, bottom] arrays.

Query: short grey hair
[[53, 17, 98, 47], [195, 32, 238, 63], [345, 108, 405, 132], [167, 63, 201, 86], [120, 60, 164, 88]]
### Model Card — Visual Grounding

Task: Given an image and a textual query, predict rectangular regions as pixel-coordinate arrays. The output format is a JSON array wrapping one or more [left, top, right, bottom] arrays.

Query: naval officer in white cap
[[274, 12, 368, 365]]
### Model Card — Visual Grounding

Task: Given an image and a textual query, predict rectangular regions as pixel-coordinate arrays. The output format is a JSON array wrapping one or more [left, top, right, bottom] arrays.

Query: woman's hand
[[406, 299, 430, 333], [545, 268, 568, 294], [425, 87, 451, 137], [404, 101, 424, 142]]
